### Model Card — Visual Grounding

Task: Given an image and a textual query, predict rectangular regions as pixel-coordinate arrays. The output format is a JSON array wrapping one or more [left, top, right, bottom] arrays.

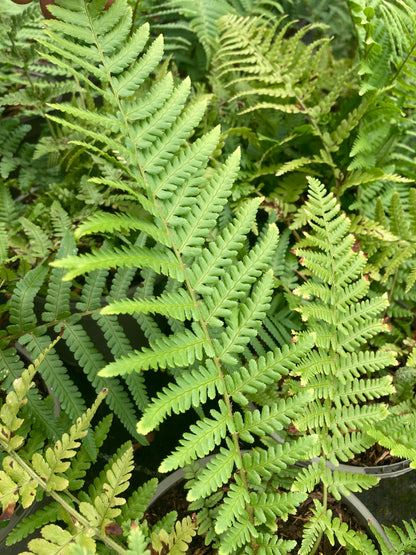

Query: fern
[[212, 11, 365, 192], [1, 227, 147, 441], [288, 177, 401, 550], [140, 0, 282, 77], [347, 0, 416, 177], [0, 341, 195, 554], [37, 2, 324, 552], [2, 1, 413, 552], [350, 188, 416, 345]]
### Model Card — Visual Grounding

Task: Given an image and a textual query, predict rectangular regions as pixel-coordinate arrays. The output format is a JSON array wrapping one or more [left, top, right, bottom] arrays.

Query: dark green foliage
[[0, 345, 195, 554]]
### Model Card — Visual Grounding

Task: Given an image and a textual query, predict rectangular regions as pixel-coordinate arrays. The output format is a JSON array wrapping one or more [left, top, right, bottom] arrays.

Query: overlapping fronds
[[0, 344, 188, 554], [140, 0, 283, 77], [1, 231, 145, 441], [350, 188, 416, 343], [348, 0, 416, 174], [213, 12, 360, 186], [36, 2, 321, 551], [0, 4, 78, 114]]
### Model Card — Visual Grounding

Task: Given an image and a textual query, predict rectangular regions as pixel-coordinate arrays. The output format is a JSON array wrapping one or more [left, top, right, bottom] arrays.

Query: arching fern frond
[[39, 3, 319, 552]]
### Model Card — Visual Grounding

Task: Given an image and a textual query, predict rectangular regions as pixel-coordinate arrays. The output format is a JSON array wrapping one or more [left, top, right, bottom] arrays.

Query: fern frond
[[31, 388, 108, 493], [7, 265, 48, 334], [214, 475, 250, 534], [137, 361, 221, 434], [158, 402, 230, 472], [5, 501, 60, 547], [122, 477, 158, 521], [24, 523, 96, 554], [18, 332, 85, 423], [102, 289, 197, 321], [225, 334, 315, 405], [290, 177, 396, 467], [79, 443, 134, 532], [214, 270, 274, 364], [152, 515, 197, 555], [51, 244, 185, 282], [235, 395, 312, 443], [242, 436, 317, 485], [62, 321, 140, 439], [99, 323, 212, 376], [74, 212, 172, 247], [373, 519, 416, 554], [187, 439, 237, 501]]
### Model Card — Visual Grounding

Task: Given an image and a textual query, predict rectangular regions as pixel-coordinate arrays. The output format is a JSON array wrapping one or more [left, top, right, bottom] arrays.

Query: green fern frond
[[18, 332, 86, 423], [5, 501, 61, 547], [235, 395, 312, 443], [62, 321, 140, 440], [51, 245, 185, 282], [214, 270, 274, 364], [136, 361, 221, 434], [158, 402, 230, 472], [186, 439, 237, 501], [225, 333, 315, 405], [102, 289, 197, 321], [74, 212, 172, 247], [99, 324, 212, 376], [7, 265, 48, 334], [26, 4, 359, 553], [252, 490, 306, 524], [242, 436, 318, 485], [290, 177, 396, 467], [122, 478, 158, 521]]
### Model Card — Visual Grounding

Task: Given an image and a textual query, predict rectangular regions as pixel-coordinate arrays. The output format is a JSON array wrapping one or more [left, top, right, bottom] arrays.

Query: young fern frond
[[289, 178, 396, 500]]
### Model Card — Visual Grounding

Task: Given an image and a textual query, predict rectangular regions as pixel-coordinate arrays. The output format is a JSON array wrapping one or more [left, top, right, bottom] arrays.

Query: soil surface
[[351, 443, 403, 467], [144, 481, 370, 554]]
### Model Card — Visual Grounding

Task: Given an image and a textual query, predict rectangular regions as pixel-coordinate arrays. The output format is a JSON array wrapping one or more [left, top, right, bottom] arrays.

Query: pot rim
[[147, 454, 393, 551]]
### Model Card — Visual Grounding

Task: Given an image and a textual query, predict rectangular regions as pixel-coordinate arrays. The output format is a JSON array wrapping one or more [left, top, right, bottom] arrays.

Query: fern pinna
[[289, 178, 400, 552], [0, 341, 198, 554], [38, 0, 326, 552]]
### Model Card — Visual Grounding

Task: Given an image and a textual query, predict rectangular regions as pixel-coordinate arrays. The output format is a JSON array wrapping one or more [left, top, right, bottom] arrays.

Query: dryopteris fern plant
[[0, 340, 198, 554], [288, 177, 399, 553], [34, 1, 332, 552], [212, 13, 362, 186]]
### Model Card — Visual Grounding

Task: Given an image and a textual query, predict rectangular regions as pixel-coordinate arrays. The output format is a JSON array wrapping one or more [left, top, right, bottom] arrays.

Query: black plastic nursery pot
[[269, 431, 416, 533], [146, 457, 391, 554], [352, 462, 416, 530]]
